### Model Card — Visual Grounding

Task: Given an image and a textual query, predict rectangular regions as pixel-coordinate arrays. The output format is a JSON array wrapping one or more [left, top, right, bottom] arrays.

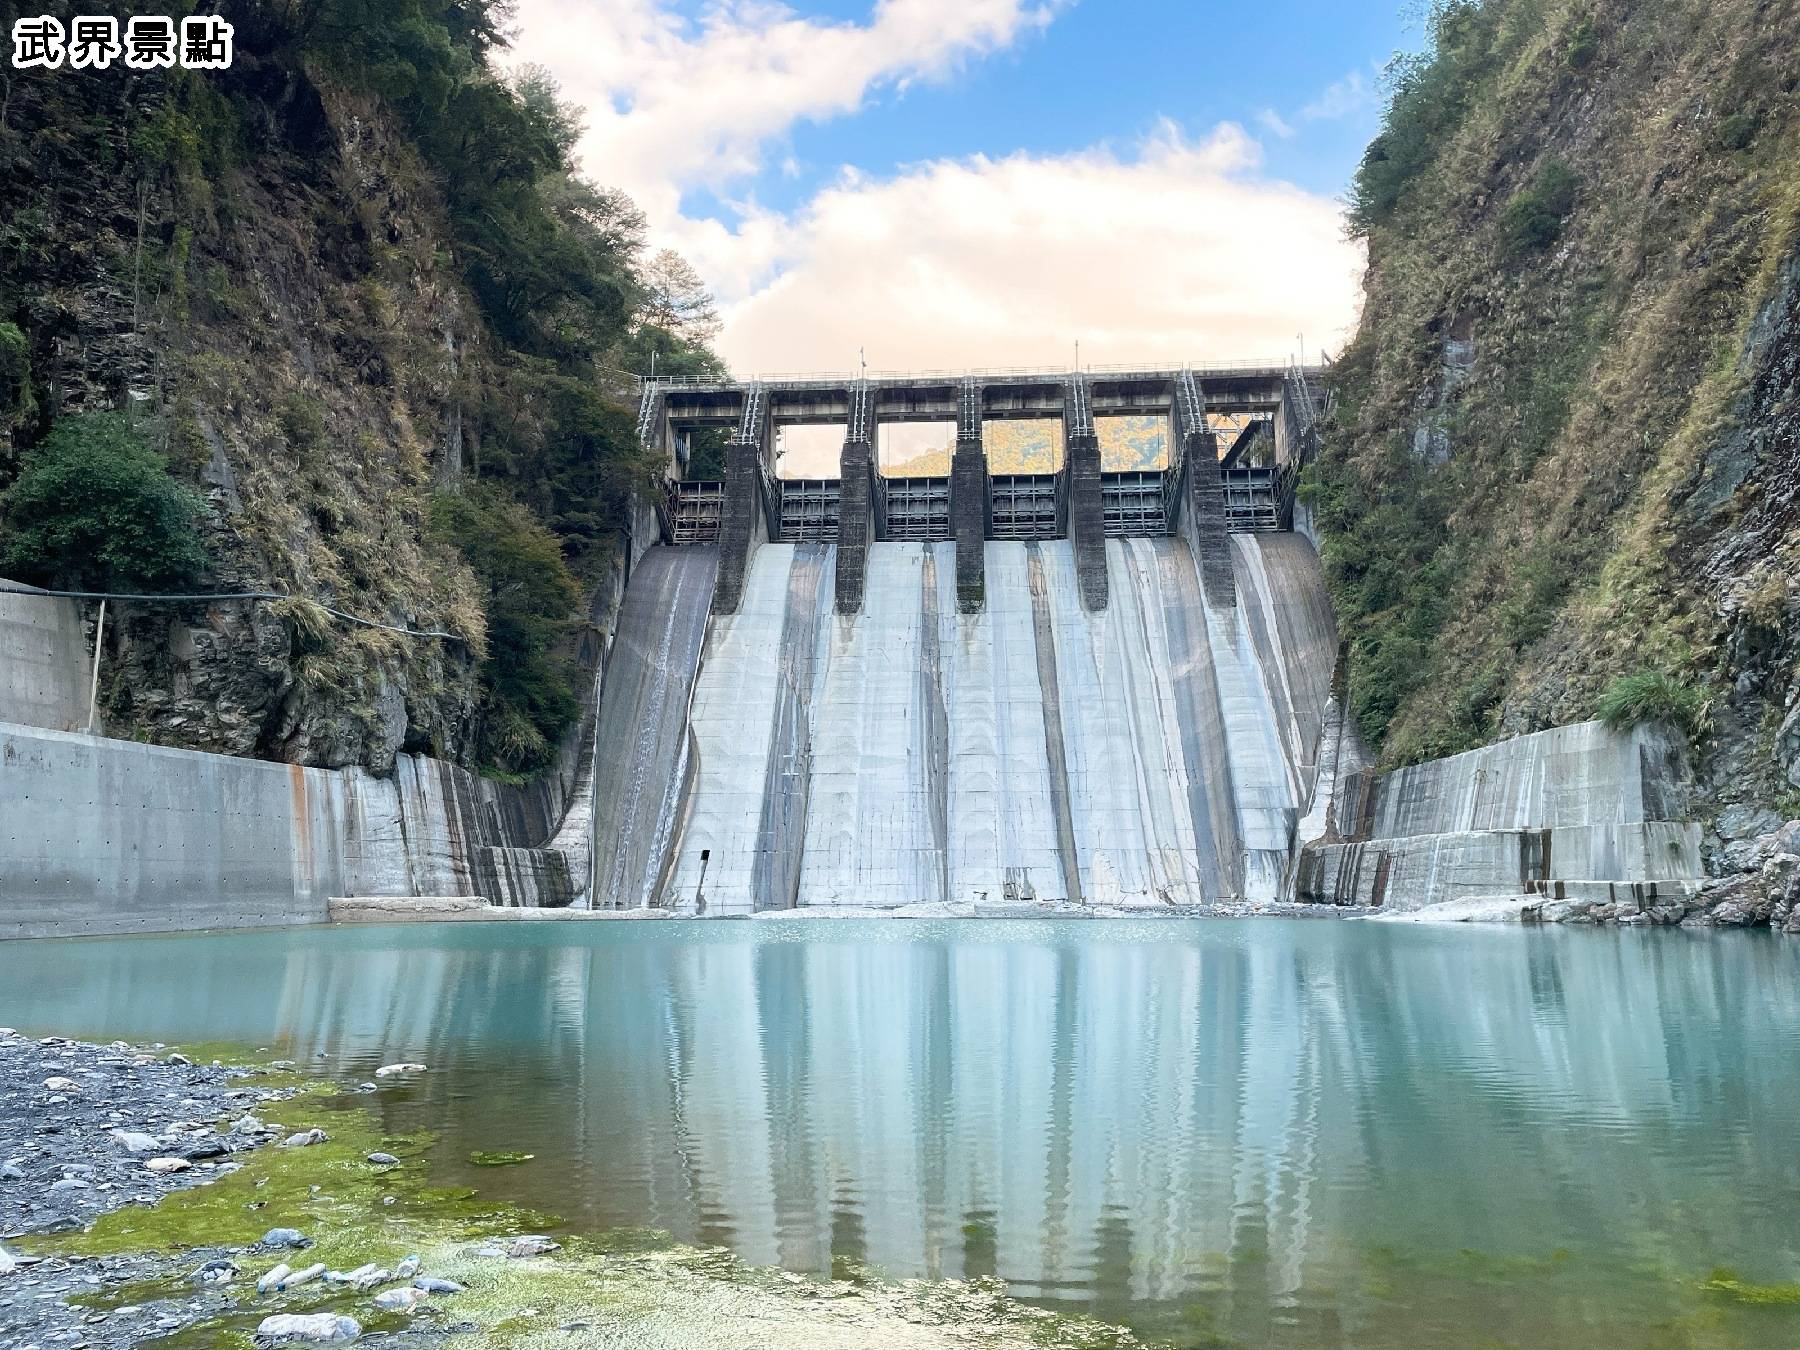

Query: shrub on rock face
[[0, 412, 209, 592], [1500, 160, 1579, 257], [430, 486, 583, 779], [1595, 670, 1708, 741]]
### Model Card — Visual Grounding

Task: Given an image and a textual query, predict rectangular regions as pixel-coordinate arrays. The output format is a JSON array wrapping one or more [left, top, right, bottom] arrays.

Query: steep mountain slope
[[0, 0, 721, 778], [1310, 0, 1800, 835]]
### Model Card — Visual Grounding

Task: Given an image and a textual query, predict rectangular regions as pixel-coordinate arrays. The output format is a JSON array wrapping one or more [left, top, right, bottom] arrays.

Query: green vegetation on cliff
[[430, 488, 583, 776], [1309, 0, 1800, 798], [0, 0, 722, 777], [0, 412, 209, 592]]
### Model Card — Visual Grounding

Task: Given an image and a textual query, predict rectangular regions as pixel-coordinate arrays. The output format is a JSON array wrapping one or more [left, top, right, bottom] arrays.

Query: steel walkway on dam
[[589, 533, 1344, 913]]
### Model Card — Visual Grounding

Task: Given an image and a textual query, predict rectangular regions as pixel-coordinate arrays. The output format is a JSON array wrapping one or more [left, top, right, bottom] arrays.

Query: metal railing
[[649, 358, 1314, 390], [733, 382, 766, 442], [848, 382, 873, 442], [635, 384, 660, 449], [1066, 374, 1095, 439], [957, 378, 982, 441]]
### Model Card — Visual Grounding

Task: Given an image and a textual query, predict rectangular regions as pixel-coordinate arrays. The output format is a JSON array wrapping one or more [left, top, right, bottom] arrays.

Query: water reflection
[[5, 920, 1799, 1345]]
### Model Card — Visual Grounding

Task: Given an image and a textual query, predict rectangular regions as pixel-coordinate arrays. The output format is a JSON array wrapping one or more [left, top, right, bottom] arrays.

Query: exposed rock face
[[1778, 705, 1800, 788], [1312, 0, 1800, 860], [1, 63, 487, 771]]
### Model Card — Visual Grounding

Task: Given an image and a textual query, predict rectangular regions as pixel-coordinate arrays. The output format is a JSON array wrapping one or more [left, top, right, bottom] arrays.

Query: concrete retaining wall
[[0, 581, 92, 732], [1296, 721, 1701, 911], [0, 723, 575, 939], [1351, 721, 1692, 839], [1298, 823, 1702, 910]]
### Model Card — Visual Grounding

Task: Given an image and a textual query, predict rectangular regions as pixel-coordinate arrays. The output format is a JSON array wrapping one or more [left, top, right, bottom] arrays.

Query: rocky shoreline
[[0, 1032, 486, 1347], [0, 1028, 305, 1346], [0, 1030, 1150, 1349]]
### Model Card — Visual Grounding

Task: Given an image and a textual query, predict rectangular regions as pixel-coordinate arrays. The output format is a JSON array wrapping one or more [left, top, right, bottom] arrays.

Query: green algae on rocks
[[35, 1074, 1148, 1348]]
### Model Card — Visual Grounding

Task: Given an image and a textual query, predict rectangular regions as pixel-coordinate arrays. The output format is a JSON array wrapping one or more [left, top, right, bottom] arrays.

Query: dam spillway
[[588, 547, 718, 911], [592, 534, 1344, 912]]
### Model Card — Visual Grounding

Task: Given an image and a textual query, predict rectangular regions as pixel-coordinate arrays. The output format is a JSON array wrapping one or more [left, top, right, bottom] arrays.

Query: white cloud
[[507, 1, 1361, 374], [1298, 70, 1373, 124], [509, 0, 1063, 228], [716, 122, 1363, 373], [1256, 108, 1295, 140]]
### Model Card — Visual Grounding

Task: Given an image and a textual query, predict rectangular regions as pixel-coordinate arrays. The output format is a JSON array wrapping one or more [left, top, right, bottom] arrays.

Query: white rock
[[255, 1312, 361, 1342], [0, 1246, 16, 1276], [42, 1077, 79, 1092], [144, 1157, 191, 1174], [348, 1266, 391, 1291], [230, 1115, 266, 1134], [502, 1235, 560, 1258], [371, 1286, 425, 1311], [111, 1131, 162, 1154], [257, 1263, 293, 1293], [372, 1063, 427, 1077], [280, 1129, 330, 1148], [284, 1263, 327, 1289]]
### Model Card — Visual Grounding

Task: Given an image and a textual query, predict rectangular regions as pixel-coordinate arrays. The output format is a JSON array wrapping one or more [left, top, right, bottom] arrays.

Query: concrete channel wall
[[0, 723, 574, 939], [1295, 721, 1703, 911], [0, 580, 92, 732]]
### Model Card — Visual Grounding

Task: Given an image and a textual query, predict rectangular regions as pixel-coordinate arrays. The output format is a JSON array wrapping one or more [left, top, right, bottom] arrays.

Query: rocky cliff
[[0, 0, 717, 780], [3, 44, 491, 771], [1310, 0, 1800, 863]]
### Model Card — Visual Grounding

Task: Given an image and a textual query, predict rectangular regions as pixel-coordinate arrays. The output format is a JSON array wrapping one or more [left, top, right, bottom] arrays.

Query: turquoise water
[[4, 918, 1799, 1347]]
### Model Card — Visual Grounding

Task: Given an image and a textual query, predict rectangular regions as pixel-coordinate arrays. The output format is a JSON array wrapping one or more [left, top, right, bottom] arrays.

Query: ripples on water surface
[[4, 918, 1799, 1347]]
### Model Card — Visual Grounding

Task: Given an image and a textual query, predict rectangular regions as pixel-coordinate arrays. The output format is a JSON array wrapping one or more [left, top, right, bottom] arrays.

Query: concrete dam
[[0, 363, 1705, 934], [588, 366, 1357, 912]]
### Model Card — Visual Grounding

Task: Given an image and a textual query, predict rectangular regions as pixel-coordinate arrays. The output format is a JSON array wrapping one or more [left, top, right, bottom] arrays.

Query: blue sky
[[509, 0, 1418, 372], [735, 1, 1409, 215]]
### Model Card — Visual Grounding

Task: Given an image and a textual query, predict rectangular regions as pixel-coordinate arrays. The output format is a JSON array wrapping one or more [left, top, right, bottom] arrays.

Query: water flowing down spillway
[[594, 533, 1343, 912], [588, 547, 718, 909]]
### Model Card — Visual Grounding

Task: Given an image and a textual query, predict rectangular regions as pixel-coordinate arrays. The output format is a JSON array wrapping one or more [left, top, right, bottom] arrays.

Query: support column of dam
[[952, 378, 988, 612], [714, 383, 772, 615], [1064, 374, 1108, 610], [1174, 368, 1235, 607], [837, 382, 876, 614]]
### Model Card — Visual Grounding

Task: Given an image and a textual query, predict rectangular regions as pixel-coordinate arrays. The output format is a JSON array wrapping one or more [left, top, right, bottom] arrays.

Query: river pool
[[2, 918, 1797, 1347]]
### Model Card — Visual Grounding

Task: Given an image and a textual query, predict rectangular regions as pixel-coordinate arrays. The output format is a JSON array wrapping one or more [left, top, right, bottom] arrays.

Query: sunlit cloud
[[717, 122, 1362, 373], [508, 1, 1361, 373]]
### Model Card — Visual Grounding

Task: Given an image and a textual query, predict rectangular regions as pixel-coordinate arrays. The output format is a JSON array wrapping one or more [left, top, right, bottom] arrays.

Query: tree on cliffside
[[0, 414, 209, 593]]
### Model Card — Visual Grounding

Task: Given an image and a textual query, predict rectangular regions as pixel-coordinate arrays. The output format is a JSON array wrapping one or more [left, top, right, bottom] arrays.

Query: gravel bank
[[0, 1028, 304, 1347]]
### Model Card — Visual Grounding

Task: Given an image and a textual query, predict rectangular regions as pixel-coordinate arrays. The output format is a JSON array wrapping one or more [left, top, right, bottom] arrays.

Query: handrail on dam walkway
[[645, 357, 1313, 388]]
